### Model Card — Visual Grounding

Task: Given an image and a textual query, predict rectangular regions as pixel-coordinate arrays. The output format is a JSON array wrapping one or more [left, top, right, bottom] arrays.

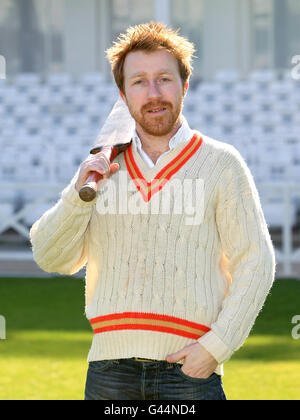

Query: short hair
[[106, 21, 196, 94]]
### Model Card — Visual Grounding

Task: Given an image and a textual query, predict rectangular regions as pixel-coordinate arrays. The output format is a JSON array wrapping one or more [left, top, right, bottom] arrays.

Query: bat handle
[[79, 172, 102, 202], [79, 146, 113, 202]]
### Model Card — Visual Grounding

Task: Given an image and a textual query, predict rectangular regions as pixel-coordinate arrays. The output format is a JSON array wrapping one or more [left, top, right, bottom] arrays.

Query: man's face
[[120, 49, 188, 137]]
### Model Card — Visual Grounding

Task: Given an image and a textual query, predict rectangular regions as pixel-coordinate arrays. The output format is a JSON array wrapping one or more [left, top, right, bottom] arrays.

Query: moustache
[[142, 101, 172, 113]]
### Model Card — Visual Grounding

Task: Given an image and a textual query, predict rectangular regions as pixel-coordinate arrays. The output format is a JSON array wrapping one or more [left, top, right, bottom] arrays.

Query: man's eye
[[160, 77, 171, 83]]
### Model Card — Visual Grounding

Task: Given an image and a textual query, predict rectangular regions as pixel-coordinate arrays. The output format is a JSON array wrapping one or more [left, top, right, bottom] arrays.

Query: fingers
[[86, 153, 110, 175], [167, 343, 218, 379], [109, 163, 120, 175], [75, 155, 120, 192], [166, 348, 188, 364]]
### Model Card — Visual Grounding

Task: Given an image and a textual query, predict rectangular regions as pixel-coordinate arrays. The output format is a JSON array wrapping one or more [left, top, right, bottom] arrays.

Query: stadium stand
[[0, 70, 300, 231]]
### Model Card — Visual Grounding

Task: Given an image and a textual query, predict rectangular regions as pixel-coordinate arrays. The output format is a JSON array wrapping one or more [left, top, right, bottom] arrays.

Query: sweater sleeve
[[30, 173, 97, 275], [197, 147, 276, 364]]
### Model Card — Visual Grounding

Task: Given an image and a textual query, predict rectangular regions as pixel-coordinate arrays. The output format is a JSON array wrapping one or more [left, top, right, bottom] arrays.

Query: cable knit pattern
[[30, 132, 276, 375]]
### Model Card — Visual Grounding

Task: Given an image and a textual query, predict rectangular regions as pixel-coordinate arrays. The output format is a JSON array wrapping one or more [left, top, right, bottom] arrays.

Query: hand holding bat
[[75, 150, 117, 203], [76, 144, 131, 202]]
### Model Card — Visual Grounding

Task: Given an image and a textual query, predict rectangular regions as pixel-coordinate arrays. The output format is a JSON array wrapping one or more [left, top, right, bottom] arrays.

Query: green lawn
[[0, 277, 299, 400]]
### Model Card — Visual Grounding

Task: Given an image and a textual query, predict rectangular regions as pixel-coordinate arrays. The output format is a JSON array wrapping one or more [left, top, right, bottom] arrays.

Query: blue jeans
[[84, 358, 226, 400]]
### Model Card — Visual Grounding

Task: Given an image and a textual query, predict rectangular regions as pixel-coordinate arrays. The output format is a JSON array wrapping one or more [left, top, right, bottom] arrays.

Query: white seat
[[0, 78, 7, 89], [199, 110, 216, 126], [0, 203, 14, 220], [252, 114, 281, 134], [219, 98, 236, 113], [15, 73, 40, 85], [80, 72, 105, 86], [250, 69, 277, 81], [274, 103, 297, 125], [187, 113, 202, 130], [46, 73, 73, 94], [23, 204, 53, 227], [1, 86, 19, 106], [215, 70, 240, 93], [262, 200, 297, 228], [215, 113, 241, 135], [14, 74, 41, 95], [233, 125, 252, 139], [254, 142, 291, 183], [34, 88, 52, 105], [47, 73, 73, 85], [292, 113, 300, 126], [234, 81, 258, 101], [202, 126, 224, 140], [271, 80, 293, 99], [196, 83, 222, 103], [252, 93, 277, 113], [215, 69, 240, 82], [288, 163, 300, 183]]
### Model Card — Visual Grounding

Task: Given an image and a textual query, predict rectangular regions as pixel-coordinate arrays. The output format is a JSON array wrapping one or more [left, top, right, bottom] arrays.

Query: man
[[30, 22, 276, 400]]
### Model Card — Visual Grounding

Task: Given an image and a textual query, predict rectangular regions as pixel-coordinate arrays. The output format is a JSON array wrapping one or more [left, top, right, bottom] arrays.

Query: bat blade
[[92, 96, 135, 149], [78, 97, 135, 202]]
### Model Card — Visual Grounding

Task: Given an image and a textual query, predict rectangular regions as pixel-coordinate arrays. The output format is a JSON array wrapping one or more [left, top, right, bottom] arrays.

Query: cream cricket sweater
[[30, 131, 276, 376]]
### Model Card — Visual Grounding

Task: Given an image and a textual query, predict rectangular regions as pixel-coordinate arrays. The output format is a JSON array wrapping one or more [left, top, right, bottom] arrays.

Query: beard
[[126, 97, 184, 137]]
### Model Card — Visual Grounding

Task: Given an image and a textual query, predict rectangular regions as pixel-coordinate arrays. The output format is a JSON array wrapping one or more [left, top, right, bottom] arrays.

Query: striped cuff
[[197, 330, 233, 364]]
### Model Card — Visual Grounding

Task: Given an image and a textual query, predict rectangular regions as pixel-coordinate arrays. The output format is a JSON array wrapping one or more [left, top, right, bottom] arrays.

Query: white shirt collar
[[132, 116, 194, 168]]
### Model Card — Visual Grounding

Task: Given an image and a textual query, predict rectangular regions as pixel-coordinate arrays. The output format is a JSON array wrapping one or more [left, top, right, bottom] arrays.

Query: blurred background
[[0, 0, 300, 277]]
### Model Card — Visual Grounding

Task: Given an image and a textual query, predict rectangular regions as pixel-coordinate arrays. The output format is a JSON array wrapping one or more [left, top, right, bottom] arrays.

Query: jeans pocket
[[175, 364, 219, 384], [88, 360, 114, 373]]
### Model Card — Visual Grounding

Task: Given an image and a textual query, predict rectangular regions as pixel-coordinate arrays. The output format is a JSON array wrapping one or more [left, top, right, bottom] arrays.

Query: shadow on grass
[[0, 277, 89, 331], [230, 336, 300, 362], [251, 279, 300, 334], [227, 278, 300, 363], [0, 277, 299, 361], [2, 331, 299, 361], [1, 331, 92, 360]]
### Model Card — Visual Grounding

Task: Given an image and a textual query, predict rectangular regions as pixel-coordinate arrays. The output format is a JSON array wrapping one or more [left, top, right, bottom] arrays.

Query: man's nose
[[147, 80, 162, 99]]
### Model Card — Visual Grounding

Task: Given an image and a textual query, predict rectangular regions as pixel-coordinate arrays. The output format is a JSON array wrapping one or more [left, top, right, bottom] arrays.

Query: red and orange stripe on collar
[[90, 312, 210, 340], [124, 134, 203, 202]]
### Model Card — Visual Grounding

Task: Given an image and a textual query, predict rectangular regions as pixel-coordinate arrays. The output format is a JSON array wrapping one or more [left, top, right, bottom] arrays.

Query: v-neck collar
[[124, 133, 203, 202]]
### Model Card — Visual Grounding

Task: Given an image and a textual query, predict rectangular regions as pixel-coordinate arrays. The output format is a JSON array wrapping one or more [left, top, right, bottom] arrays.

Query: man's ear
[[119, 89, 127, 105], [183, 80, 189, 97]]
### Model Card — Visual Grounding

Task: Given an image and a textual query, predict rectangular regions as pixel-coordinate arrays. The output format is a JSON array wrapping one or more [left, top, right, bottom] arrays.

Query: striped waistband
[[89, 312, 210, 340]]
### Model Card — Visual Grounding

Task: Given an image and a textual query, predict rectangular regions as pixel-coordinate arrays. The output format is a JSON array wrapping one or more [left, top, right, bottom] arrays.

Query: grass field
[[0, 276, 299, 400]]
